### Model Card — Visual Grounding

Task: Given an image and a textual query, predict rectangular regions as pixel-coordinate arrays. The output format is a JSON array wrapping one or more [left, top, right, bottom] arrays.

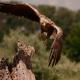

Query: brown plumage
[[0, 2, 63, 66]]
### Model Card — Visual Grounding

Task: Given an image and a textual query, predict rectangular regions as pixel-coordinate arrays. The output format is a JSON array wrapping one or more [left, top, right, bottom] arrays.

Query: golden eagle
[[0, 2, 63, 67]]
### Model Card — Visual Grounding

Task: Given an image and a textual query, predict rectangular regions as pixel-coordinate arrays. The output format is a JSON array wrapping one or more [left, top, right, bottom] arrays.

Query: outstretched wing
[[0, 2, 40, 22], [49, 37, 62, 66], [48, 26, 63, 66]]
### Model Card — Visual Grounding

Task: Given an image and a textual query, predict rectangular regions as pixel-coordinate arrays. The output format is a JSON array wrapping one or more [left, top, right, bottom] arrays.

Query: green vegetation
[[0, 5, 80, 80]]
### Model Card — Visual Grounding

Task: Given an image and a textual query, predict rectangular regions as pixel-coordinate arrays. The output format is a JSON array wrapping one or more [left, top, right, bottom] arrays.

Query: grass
[[0, 28, 80, 80]]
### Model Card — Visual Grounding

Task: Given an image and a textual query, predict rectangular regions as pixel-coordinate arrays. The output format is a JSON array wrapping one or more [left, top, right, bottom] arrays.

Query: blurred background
[[0, 0, 80, 80]]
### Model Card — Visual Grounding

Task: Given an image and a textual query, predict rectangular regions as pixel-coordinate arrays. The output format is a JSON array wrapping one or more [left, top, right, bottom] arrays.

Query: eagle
[[0, 2, 63, 67]]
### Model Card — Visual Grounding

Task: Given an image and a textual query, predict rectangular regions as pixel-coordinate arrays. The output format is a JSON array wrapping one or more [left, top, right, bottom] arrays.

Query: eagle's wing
[[0, 2, 41, 22], [48, 26, 63, 66], [39, 15, 63, 66]]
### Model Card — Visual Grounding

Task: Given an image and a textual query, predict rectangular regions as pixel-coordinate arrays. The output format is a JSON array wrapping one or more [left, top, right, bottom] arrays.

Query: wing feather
[[49, 26, 63, 66], [0, 2, 40, 22]]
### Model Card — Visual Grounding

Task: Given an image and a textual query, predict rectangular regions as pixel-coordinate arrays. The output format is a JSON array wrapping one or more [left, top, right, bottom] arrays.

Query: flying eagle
[[0, 2, 63, 66]]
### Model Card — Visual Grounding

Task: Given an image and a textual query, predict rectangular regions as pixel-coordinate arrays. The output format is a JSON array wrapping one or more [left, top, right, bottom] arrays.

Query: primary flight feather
[[0, 2, 63, 66]]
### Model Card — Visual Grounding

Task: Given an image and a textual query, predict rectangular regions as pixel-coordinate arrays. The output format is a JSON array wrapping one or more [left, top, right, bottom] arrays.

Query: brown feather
[[0, 2, 40, 22], [49, 28, 63, 66]]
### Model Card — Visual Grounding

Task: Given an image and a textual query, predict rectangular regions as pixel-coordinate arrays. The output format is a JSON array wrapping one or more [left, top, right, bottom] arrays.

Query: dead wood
[[0, 40, 36, 80], [0, 58, 12, 80]]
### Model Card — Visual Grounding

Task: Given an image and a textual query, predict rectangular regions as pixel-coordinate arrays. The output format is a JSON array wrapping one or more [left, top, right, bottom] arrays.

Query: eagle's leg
[[39, 28, 47, 40], [46, 31, 53, 39]]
